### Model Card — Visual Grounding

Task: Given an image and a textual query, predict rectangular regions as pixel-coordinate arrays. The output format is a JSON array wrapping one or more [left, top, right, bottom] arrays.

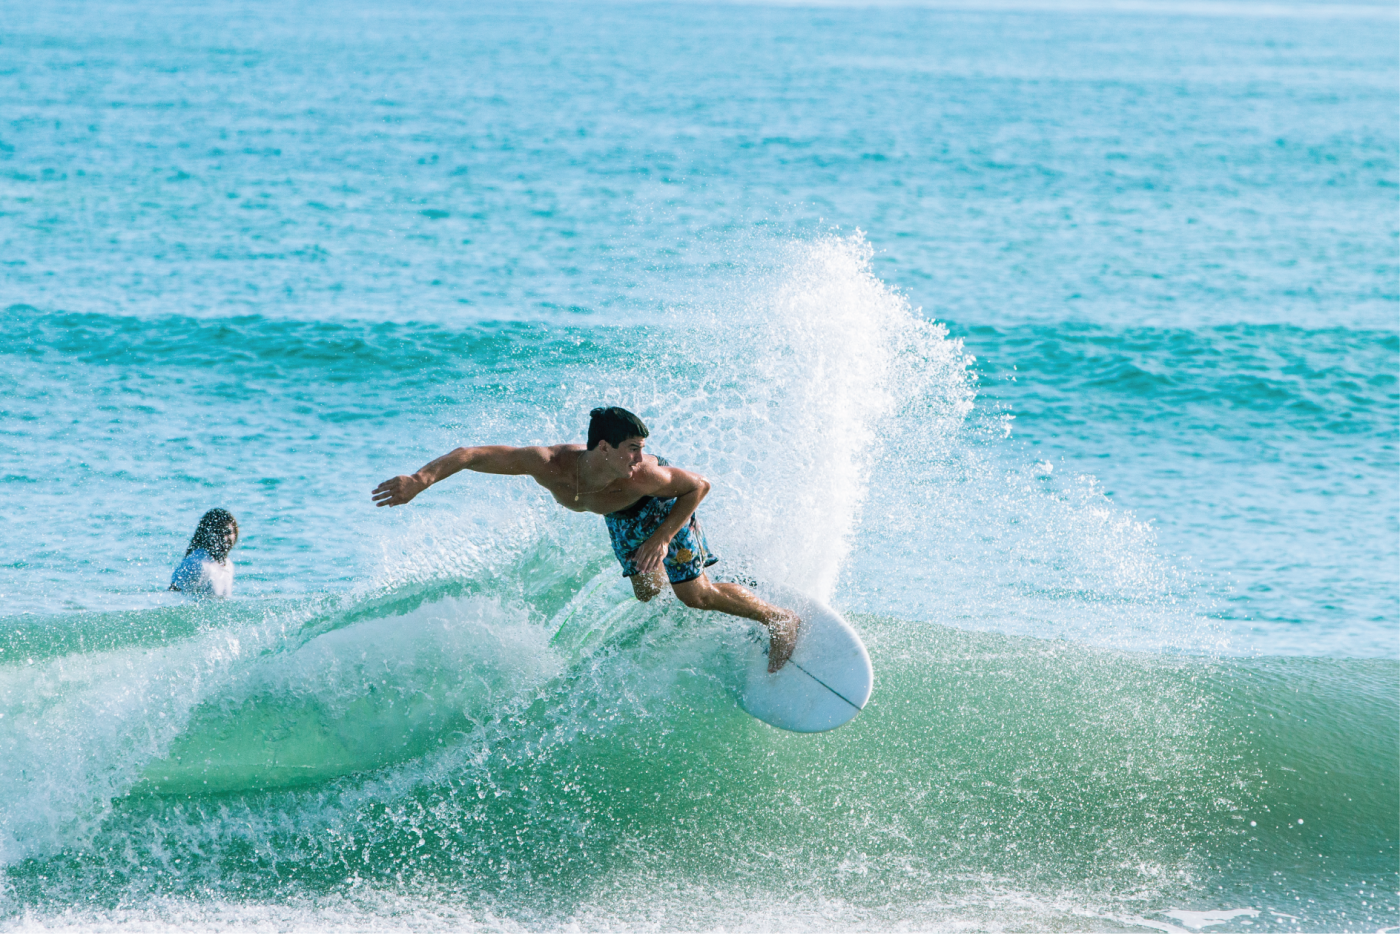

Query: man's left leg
[[628, 569, 666, 602], [671, 573, 800, 673]]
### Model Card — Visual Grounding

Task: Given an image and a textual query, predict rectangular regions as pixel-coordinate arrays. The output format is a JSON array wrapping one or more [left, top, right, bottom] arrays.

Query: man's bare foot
[[766, 612, 801, 673]]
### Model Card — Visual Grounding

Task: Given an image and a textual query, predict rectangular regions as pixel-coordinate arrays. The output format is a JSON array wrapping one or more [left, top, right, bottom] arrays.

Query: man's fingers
[[372, 477, 416, 502], [371, 479, 404, 507]]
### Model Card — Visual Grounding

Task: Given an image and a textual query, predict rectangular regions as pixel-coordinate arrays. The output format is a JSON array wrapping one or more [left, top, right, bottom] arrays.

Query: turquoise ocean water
[[1, 1, 1396, 930]]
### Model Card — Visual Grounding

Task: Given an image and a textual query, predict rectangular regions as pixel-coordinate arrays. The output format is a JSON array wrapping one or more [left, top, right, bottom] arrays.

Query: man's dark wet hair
[[587, 406, 649, 450], [186, 508, 239, 561]]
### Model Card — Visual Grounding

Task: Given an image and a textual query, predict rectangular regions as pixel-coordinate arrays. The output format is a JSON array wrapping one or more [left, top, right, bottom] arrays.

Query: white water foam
[[0, 617, 267, 865]]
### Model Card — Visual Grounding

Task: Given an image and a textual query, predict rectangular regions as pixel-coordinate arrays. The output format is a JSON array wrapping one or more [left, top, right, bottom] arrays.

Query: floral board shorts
[[604, 495, 719, 584]]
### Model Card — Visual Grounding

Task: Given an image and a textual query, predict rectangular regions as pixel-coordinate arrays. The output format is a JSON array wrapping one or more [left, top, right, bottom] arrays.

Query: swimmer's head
[[587, 406, 649, 450], [186, 508, 239, 561]]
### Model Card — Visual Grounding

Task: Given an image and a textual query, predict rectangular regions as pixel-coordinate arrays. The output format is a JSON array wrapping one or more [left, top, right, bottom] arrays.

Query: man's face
[[598, 436, 647, 477]]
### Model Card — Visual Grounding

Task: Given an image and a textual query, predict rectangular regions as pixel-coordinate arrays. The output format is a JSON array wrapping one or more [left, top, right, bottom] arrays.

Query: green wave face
[[2, 574, 1393, 930]]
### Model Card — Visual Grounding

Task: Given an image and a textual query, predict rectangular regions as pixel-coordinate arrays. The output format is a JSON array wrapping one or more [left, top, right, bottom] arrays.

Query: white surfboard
[[737, 593, 872, 733]]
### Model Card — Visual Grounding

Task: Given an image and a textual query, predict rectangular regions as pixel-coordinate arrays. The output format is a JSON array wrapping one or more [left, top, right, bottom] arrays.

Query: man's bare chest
[[535, 474, 654, 516]]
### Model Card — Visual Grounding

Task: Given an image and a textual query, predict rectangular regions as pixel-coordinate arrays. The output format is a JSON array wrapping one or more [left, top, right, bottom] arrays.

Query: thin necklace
[[574, 451, 614, 502]]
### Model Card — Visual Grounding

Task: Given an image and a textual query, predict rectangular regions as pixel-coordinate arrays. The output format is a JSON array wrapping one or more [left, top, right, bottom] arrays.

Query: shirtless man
[[371, 406, 801, 671]]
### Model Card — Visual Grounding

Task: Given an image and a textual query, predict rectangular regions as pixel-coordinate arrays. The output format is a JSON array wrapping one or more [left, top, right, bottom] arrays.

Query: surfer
[[170, 508, 239, 598], [371, 406, 801, 671]]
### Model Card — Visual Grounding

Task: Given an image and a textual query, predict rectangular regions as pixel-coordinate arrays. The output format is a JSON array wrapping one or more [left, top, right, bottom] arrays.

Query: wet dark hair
[[587, 406, 649, 450], [186, 508, 239, 561]]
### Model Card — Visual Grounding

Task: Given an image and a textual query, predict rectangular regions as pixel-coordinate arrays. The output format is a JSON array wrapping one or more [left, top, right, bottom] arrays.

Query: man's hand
[[372, 474, 427, 507], [632, 533, 672, 574]]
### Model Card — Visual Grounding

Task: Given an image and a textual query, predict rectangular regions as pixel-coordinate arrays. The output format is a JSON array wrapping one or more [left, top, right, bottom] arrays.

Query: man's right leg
[[670, 573, 800, 672]]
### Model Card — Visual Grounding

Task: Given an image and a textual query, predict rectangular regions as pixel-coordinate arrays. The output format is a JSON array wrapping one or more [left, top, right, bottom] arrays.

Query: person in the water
[[371, 407, 801, 672], [170, 508, 239, 598]]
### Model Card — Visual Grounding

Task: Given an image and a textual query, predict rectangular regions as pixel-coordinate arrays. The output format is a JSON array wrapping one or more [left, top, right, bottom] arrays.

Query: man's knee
[[630, 574, 663, 603], [674, 580, 713, 610]]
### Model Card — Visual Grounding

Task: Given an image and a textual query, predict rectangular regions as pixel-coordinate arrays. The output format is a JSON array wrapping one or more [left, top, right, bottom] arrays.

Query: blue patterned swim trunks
[[604, 490, 719, 585]]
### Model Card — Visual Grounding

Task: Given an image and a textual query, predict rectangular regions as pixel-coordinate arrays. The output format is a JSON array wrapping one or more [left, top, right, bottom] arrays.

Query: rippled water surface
[[1, 0, 1396, 930]]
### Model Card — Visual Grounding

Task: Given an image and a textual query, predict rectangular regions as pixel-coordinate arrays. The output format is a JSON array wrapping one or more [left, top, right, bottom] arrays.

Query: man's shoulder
[[526, 443, 580, 462], [629, 455, 677, 490], [518, 443, 583, 478], [534, 445, 579, 462]]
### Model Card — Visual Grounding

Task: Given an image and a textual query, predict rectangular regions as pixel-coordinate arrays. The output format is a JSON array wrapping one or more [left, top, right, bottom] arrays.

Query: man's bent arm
[[650, 481, 709, 542], [372, 446, 549, 507], [632, 469, 711, 572]]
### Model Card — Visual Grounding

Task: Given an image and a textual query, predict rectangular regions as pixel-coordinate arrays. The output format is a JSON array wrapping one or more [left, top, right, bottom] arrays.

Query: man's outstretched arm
[[371, 446, 550, 507]]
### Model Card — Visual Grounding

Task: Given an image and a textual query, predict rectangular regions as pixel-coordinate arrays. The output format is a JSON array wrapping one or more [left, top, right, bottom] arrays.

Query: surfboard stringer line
[[785, 658, 864, 712]]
